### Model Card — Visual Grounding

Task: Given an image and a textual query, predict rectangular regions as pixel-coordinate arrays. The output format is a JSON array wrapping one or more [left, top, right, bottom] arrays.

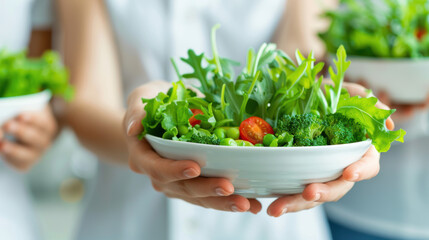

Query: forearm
[[56, 0, 127, 163], [273, 0, 337, 59], [61, 100, 128, 164]]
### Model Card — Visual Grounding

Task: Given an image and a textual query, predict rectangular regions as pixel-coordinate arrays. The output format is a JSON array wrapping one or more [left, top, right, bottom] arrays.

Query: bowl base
[[234, 188, 304, 198]]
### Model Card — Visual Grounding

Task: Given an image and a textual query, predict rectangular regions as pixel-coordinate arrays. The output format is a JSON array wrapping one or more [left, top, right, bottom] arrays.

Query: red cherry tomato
[[189, 109, 203, 126], [239, 116, 274, 145], [416, 28, 427, 41]]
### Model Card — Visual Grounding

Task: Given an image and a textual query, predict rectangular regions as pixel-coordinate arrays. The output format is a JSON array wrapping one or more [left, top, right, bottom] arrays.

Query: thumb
[[123, 89, 147, 137]]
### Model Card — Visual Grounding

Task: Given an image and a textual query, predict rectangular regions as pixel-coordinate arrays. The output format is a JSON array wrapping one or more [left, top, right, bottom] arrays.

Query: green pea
[[194, 124, 201, 129], [220, 138, 238, 146], [226, 127, 240, 140], [214, 128, 226, 139], [235, 140, 254, 147], [235, 140, 246, 146], [255, 143, 264, 147], [263, 134, 276, 146], [178, 125, 189, 135]]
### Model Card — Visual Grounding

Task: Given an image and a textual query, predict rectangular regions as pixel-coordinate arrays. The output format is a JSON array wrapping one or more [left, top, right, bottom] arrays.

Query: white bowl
[[146, 135, 372, 198], [341, 56, 429, 103], [0, 90, 52, 125]]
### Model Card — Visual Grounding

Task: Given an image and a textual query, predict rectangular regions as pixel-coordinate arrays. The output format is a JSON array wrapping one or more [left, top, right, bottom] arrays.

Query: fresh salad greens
[[320, 0, 429, 58], [140, 25, 406, 152], [0, 50, 72, 99]]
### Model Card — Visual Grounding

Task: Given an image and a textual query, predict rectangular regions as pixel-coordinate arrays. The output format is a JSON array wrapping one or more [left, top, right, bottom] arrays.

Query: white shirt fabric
[[325, 110, 429, 239], [75, 1, 331, 240], [0, 0, 52, 240]]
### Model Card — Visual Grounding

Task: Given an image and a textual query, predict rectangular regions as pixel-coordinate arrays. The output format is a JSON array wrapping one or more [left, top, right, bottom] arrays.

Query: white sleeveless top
[[75, 1, 330, 240], [0, 0, 51, 239]]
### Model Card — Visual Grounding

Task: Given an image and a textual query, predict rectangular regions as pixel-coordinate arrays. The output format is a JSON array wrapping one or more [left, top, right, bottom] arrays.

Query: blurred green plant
[[0, 50, 73, 99], [319, 0, 429, 58]]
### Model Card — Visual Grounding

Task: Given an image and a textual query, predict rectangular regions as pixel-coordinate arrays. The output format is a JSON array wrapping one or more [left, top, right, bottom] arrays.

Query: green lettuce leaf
[[337, 96, 406, 152]]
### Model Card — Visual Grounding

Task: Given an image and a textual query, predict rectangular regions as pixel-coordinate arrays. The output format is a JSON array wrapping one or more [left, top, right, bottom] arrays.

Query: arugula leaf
[[195, 103, 217, 130], [181, 50, 216, 101], [337, 96, 405, 152], [328, 45, 351, 113]]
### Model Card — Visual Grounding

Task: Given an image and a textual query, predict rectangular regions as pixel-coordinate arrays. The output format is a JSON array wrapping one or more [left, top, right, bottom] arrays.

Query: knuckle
[[178, 181, 193, 196], [195, 198, 209, 209], [147, 169, 165, 183]]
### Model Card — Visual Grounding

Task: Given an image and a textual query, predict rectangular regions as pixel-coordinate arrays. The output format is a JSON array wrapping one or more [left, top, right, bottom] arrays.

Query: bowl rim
[[145, 134, 372, 152], [0, 89, 51, 101]]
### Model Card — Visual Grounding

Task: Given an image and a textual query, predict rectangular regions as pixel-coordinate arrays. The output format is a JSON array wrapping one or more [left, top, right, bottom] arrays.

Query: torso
[[76, 0, 331, 240]]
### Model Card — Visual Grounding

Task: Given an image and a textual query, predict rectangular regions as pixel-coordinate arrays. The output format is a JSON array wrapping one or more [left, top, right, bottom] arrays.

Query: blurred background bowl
[[146, 135, 372, 198], [341, 56, 429, 103], [0, 90, 51, 125]]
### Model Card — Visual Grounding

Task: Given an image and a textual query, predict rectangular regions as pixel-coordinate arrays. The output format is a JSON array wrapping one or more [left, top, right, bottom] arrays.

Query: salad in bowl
[[140, 25, 406, 197], [0, 50, 72, 125], [320, 0, 429, 103]]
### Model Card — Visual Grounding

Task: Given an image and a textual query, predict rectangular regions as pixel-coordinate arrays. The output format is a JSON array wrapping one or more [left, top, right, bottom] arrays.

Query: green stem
[[211, 24, 223, 76], [170, 58, 182, 81]]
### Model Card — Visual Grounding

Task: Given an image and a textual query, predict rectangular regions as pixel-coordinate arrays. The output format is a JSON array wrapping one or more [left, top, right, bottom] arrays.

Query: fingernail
[[313, 193, 321, 201], [183, 168, 199, 178], [127, 120, 136, 136], [215, 188, 229, 196], [231, 205, 242, 212], [280, 208, 288, 216]]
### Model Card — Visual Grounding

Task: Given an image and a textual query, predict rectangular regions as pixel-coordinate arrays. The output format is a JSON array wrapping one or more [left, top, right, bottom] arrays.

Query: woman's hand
[[266, 82, 389, 217], [377, 91, 429, 123], [267, 145, 380, 216], [0, 106, 58, 171], [124, 81, 262, 214]]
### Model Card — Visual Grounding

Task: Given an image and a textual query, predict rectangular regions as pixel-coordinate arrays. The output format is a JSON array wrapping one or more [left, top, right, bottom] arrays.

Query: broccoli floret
[[293, 135, 327, 146], [178, 128, 220, 145], [324, 113, 366, 145], [190, 134, 220, 145], [277, 113, 325, 140], [293, 137, 313, 146], [312, 135, 328, 146]]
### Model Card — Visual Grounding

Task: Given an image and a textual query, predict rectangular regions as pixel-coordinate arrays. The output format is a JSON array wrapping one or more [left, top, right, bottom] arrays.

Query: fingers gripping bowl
[[140, 25, 405, 198], [0, 50, 72, 125], [146, 135, 371, 198]]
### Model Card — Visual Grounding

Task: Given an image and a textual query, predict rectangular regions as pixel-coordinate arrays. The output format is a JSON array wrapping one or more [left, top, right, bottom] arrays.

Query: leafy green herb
[[320, 0, 429, 58], [0, 50, 72, 99]]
